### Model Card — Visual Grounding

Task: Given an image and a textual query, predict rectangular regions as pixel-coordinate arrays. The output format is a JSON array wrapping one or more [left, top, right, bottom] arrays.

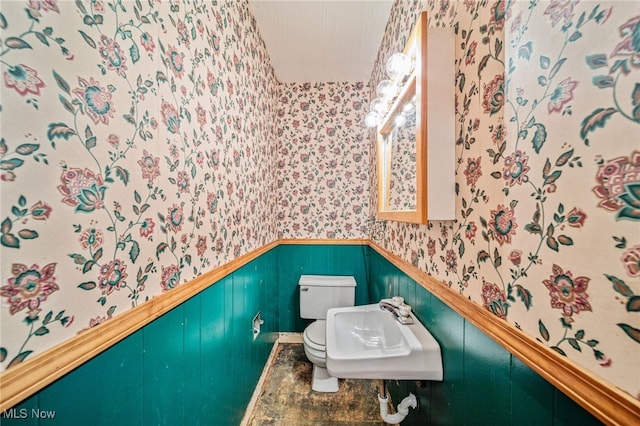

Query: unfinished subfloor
[[243, 341, 387, 425]]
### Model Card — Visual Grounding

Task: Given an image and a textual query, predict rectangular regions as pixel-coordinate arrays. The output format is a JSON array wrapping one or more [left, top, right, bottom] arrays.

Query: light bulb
[[364, 111, 381, 128], [394, 114, 407, 127], [376, 79, 396, 99], [369, 97, 386, 115], [402, 101, 415, 115], [386, 53, 411, 79]]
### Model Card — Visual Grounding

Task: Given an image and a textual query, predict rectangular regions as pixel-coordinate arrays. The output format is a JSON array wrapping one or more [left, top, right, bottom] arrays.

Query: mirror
[[378, 78, 419, 212], [376, 13, 427, 224]]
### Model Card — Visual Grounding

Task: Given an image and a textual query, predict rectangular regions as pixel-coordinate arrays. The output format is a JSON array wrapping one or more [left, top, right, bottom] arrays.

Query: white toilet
[[299, 274, 356, 392]]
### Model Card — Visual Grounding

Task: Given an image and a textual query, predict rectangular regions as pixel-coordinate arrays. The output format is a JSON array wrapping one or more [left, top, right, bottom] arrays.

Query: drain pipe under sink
[[377, 380, 417, 424]]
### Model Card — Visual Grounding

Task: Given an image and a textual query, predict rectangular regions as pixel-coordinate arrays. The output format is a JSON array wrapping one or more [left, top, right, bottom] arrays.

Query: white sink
[[325, 303, 443, 380]]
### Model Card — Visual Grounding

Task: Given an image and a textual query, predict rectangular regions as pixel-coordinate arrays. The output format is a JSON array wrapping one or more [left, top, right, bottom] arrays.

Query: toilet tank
[[299, 275, 356, 319]]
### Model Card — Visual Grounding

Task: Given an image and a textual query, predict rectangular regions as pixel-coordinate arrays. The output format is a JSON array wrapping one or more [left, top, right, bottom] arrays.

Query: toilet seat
[[303, 320, 326, 352], [303, 320, 332, 382]]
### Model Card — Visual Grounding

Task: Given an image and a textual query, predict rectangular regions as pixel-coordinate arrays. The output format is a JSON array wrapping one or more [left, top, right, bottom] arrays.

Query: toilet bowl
[[303, 319, 337, 392]]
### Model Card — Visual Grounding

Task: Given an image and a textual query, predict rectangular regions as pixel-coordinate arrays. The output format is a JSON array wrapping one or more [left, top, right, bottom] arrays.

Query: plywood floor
[[244, 343, 387, 425]]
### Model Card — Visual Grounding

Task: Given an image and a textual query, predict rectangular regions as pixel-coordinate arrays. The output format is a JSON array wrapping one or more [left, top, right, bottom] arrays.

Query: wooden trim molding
[[368, 241, 640, 426], [1, 238, 638, 426], [277, 238, 369, 245]]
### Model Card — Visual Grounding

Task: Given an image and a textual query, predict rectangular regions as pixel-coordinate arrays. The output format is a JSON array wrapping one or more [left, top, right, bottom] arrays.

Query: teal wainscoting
[[276, 244, 369, 332], [368, 249, 603, 426], [2, 249, 279, 426], [3, 244, 605, 425]]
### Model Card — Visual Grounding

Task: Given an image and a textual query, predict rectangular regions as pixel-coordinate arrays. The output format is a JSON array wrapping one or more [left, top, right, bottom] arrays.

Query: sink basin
[[325, 303, 443, 380]]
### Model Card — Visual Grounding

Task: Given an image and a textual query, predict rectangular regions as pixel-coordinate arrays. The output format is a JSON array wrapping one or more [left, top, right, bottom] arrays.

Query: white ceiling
[[248, 0, 393, 83]]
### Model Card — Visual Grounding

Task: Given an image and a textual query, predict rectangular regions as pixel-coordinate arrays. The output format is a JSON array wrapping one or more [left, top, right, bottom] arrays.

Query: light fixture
[[394, 114, 407, 128], [386, 53, 411, 79], [365, 51, 415, 128], [376, 79, 397, 99], [370, 97, 387, 114], [402, 100, 415, 116], [364, 111, 381, 128]]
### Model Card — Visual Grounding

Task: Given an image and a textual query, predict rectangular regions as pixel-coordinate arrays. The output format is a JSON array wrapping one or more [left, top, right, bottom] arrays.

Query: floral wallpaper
[[275, 82, 370, 239], [0, 0, 280, 370], [1, 0, 638, 404], [371, 0, 639, 398]]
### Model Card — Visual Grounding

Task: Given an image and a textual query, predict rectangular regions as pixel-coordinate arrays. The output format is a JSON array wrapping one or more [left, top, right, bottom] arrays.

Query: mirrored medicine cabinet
[[374, 12, 455, 224]]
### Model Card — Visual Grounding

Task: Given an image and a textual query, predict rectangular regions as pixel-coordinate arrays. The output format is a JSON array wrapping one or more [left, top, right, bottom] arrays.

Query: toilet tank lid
[[298, 275, 356, 287]]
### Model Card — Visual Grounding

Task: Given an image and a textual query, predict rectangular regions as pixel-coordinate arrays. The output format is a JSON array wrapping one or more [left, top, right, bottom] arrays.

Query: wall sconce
[[364, 52, 415, 128]]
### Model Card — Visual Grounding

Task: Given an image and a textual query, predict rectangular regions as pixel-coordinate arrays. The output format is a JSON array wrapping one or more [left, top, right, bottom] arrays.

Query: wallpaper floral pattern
[[0, 0, 279, 370], [1, 0, 638, 404], [276, 82, 369, 239], [371, 0, 639, 398]]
